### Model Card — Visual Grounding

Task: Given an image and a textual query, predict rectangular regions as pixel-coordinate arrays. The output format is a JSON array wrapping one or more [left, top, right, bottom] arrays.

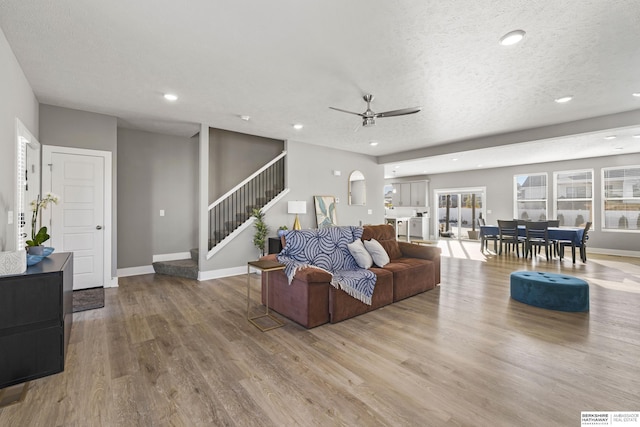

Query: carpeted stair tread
[[153, 259, 198, 279]]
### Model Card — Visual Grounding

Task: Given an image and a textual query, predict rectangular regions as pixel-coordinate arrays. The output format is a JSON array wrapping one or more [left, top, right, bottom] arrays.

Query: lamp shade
[[288, 201, 306, 215]]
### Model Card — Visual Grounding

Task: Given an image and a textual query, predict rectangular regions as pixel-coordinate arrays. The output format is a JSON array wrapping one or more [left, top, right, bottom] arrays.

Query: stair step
[[190, 248, 198, 261], [152, 259, 198, 280]]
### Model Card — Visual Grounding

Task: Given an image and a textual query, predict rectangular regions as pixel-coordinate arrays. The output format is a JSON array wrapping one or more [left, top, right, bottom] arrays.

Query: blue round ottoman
[[510, 271, 589, 312]]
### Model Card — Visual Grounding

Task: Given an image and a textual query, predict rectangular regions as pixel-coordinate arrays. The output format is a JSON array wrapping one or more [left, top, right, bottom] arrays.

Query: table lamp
[[288, 201, 306, 230]]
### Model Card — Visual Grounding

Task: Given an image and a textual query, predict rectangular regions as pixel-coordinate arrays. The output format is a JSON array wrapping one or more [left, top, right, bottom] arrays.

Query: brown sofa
[[260, 224, 441, 328]]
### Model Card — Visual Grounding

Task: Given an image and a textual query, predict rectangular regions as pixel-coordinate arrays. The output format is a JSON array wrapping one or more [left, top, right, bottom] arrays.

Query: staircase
[[207, 152, 286, 254], [153, 152, 287, 279], [152, 249, 199, 280]]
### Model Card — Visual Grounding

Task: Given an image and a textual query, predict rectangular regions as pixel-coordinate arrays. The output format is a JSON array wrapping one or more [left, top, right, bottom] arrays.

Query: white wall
[[39, 104, 118, 277], [200, 140, 385, 272], [117, 128, 198, 268], [0, 27, 39, 251]]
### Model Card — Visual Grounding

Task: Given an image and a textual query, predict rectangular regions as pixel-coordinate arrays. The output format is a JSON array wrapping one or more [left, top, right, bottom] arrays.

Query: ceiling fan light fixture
[[363, 117, 375, 127], [499, 30, 525, 46]]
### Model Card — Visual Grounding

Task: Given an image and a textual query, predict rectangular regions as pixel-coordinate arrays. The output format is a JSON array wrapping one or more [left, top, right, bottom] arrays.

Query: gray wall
[[424, 152, 640, 253], [209, 128, 284, 201], [117, 128, 198, 268], [201, 140, 385, 271], [0, 27, 39, 252], [39, 104, 119, 277]]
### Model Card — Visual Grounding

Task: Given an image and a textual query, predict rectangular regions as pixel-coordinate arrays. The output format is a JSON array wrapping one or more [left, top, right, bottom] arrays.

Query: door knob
[[96, 225, 103, 230]]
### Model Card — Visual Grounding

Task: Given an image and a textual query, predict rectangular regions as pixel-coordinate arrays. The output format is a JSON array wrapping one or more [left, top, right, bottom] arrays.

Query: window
[[554, 169, 593, 227], [515, 173, 547, 221], [602, 166, 640, 231]]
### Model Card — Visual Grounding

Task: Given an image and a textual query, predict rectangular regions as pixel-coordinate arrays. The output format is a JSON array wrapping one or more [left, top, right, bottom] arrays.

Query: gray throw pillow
[[347, 239, 373, 269], [363, 238, 390, 267]]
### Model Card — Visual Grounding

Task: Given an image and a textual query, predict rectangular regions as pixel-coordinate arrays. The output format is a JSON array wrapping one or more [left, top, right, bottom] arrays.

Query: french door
[[434, 187, 486, 240]]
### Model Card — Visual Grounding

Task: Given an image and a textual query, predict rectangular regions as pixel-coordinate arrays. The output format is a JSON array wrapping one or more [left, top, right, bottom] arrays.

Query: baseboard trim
[[117, 265, 155, 277], [198, 266, 246, 281], [152, 252, 191, 263], [105, 277, 119, 288], [588, 247, 640, 258]]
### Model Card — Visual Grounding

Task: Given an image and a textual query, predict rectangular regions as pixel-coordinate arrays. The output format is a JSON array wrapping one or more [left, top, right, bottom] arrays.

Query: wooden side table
[[246, 260, 286, 331]]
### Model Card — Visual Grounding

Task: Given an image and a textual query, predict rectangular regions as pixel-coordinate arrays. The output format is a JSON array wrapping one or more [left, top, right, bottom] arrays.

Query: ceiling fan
[[329, 94, 421, 128]]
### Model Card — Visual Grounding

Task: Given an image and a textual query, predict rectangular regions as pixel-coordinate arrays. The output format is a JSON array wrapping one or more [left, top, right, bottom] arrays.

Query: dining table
[[479, 225, 585, 256]]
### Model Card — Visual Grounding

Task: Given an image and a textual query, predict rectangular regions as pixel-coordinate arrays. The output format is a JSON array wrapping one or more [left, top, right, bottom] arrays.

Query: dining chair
[[547, 219, 560, 256], [479, 217, 498, 253], [524, 221, 551, 260], [497, 219, 523, 257], [559, 222, 592, 263]]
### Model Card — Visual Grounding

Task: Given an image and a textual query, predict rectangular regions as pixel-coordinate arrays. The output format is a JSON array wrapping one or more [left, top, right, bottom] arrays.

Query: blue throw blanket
[[276, 226, 377, 305]]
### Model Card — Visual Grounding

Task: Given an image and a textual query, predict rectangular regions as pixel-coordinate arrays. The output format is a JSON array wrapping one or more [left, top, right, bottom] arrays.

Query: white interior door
[[44, 147, 109, 290]]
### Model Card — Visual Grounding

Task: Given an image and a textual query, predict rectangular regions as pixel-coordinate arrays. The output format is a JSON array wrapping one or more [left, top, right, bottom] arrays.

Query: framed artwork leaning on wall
[[314, 196, 338, 228]]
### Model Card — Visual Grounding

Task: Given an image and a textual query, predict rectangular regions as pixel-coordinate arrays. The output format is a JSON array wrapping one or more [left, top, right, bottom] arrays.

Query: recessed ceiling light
[[633, 92, 640, 97], [633, 134, 640, 138], [369, 141, 379, 146], [477, 164, 483, 168], [499, 30, 526, 46], [293, 123, 303, 130], [614, 147, 624, 151], [394, 165, 400, 169], [163, 93, 178, 101], [555, 96, 573, 103], [604, 135, 617, 140], [452, 158, 459, 161], [240, 115, 250, 121]]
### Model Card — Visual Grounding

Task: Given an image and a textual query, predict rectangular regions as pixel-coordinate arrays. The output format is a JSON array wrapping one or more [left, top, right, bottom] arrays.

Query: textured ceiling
[[1, 0, 639, 177]]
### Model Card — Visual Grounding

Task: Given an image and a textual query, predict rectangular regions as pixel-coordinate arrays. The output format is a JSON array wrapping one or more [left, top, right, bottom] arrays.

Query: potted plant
[[277, 225, 288, 237], [26, 193, 59, 255], [251, 208, 268, 257]]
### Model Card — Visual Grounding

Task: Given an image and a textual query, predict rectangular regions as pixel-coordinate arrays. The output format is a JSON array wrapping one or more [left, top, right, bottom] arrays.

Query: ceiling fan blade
[[329, 106, 365, 117], [376, 107, 422, 118]]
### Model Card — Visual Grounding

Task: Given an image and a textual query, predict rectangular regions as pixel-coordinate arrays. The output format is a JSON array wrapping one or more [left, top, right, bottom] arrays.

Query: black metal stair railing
[[208, 152, 286, 251]]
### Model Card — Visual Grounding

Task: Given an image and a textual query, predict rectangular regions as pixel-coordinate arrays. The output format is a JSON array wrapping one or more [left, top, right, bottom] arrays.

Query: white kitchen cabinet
[[392, 183, 411, 207], [410, 181, 427, 207], [391, 181, 428, 208], [409, 217, 429, 240]]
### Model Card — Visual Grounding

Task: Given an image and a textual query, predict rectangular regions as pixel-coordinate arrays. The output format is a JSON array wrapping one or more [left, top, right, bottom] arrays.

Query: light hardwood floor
[[1, 243, 639, 426]]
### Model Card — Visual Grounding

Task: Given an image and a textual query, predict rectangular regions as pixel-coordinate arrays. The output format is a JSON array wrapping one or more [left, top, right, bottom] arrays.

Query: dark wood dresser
[[0, 252, 73, 389]]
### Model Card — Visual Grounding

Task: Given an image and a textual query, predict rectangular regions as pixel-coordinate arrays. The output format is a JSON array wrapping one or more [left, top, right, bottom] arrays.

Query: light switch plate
[[368, 209, 373, 215], [8, 211, 13, 224], [160, 210, 165, 217]]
